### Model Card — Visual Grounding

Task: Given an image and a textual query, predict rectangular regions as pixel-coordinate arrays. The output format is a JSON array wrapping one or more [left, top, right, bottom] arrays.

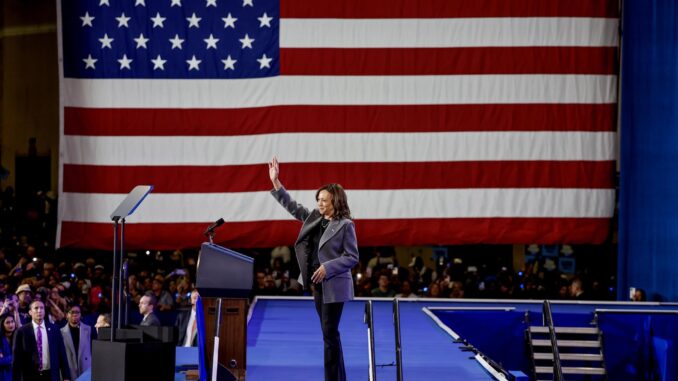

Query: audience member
[[371, 274, 396, 298], [15, 285, 33, 325], [12, 300, 71, 381], [176, 291, 199, 347], [60, 305, 91, 379], [0, 313, 16, 381], [93, 314, 110, 334], [139, 294, 161, 327], [569, 277, 587, 300]]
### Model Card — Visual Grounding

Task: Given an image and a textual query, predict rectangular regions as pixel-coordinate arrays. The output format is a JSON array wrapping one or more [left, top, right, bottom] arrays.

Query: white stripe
[[61, 131, 616, 165], [280, 18, 619, 48], [62, 75, 617, 108], [60, 188, 615, 223]]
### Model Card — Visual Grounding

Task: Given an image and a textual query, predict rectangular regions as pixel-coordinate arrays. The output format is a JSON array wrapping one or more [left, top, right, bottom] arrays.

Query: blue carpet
[[246, 299, 495, 380], [78, 299, 498, 380]]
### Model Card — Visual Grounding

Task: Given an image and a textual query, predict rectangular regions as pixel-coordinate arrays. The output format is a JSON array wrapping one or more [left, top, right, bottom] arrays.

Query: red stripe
[[281, 47, 618, 76], [59, 218, 611, 250], [63, 161, 615, 194], [280, 0, 618, 19], [64, 104, 616, 136]]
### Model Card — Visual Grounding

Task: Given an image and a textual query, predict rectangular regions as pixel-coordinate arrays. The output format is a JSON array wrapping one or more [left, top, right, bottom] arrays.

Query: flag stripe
[[61, 132, 616, 166], [280, 0, 618, 19], [280, 18, 618, 48], [62, 161, 616, 194], [59, 218, 613, 250], [64, 103, 616, 136], [280, 47, 618, 76], [62, 75, 617, 108], [60, 189, 615, 223]]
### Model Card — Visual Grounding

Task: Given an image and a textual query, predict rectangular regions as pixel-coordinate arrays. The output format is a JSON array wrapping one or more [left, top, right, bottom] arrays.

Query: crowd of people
[[0, 183, 622, 379]]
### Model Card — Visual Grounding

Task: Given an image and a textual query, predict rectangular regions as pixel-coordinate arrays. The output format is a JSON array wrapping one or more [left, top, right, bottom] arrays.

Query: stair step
[[529, 326, 599, 335], [533, 353, 604, 361], [531, 339, 601, 348], [535, 366, 606, 375]]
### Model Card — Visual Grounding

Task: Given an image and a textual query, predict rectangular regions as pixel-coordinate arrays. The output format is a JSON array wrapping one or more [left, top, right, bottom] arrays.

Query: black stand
[[93, 185, 175, 381]]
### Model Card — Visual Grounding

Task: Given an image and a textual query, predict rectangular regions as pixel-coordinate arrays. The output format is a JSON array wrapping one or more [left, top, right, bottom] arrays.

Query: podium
[[196, 242, 254, 381]]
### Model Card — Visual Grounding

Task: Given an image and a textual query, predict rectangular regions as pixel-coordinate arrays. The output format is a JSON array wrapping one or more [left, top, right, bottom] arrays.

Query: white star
[[99, 0, 110, 6], [221, 55, 237, 70], [187, 13, 201, 28], [80, 12, 95, 27], [206, 0, 217, 6], [171, 0, 182, 6], [134, 33, 149, 49], [239, 34, 254, 49], [204, 34, 219, 49], [118, 54, 133, 70], [83, 54, 97, 69], [151, 12, 166, 28], [258, 13, 272, 28], [186, 55, 201, 71], [257, 53, 272, 69], [116, 13, 131, 28], [169, 34, 185, 49], [151, 55, 167, 71], [222, 13, 237, 29], [98, 33, 114, 49], [243, 0, 254, 6], [135, 0, 146, 6]]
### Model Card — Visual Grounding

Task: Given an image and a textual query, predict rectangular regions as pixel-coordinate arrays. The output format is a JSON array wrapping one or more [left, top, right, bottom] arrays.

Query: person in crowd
[[12, 300, 71, 381], [0, 313, 17, 381], [569, 277, 587, 300], [60, 305, 91, 379], [176, 291, 199, 347], [150, 275, 174, 312], [269, 156, 359, 381], [632, 288, 647, 302], [93, 314, 110, 334], [395, 280, 417, 299], [371, 274, 396, 298], [15, 285, 33, 325], [138, 294, 161, 327], [0, 297, 21, 330]]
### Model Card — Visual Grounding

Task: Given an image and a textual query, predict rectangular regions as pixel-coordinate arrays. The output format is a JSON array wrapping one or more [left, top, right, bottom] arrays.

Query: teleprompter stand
[[91, 185, 176, 381]]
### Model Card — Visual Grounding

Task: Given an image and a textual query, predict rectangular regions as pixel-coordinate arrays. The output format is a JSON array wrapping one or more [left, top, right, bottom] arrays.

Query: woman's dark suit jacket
[[271, 187, 359, 304]]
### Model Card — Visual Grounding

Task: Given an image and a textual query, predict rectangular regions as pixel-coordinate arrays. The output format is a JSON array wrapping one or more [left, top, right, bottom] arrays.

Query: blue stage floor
[[247, 298, 496, 380], [77, 298, 501, 380]]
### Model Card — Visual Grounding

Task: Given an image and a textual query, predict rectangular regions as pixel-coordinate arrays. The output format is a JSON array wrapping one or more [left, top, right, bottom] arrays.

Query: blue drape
[[196, 296, 208, 381], [618, 0, 678, 301]]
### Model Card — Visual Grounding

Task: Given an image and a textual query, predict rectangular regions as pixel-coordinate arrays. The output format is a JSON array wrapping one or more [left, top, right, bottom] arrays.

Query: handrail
[[393, 298, 404, 381], [543, 300, 563, 381], [364, 301, 377, 381]]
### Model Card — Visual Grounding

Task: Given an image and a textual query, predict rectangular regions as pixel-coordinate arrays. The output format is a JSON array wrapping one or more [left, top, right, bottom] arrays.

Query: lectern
[[196, 242, 254, 381]]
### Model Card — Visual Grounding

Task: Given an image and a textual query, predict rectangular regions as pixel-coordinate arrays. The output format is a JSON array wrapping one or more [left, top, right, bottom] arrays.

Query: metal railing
[[542, 300, 564, 381]]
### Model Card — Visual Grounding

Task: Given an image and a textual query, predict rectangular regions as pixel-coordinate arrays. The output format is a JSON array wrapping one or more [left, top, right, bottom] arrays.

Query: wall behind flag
[[618, 0, 678, 302]]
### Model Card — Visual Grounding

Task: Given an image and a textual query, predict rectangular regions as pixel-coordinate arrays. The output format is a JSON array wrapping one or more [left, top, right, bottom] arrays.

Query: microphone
[[204, 218, 225, 236]]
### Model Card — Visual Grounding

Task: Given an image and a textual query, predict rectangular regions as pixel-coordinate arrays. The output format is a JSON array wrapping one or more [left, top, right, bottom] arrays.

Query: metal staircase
[[526, 302, 606, 381]]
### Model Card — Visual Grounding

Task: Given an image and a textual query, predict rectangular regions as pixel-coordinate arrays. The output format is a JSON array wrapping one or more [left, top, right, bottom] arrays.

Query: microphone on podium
[[204, 218, 225, 237]]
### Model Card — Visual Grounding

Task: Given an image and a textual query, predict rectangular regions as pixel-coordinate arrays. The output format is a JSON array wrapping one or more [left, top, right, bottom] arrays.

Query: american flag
[[57, 0, 618, 250]]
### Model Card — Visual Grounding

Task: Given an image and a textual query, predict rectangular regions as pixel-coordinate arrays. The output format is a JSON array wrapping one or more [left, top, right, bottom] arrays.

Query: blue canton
[[61, 0, 279, 78]]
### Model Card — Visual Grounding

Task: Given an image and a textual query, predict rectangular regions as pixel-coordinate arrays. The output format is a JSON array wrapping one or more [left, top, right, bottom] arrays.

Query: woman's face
[[3, 316, 15, 334], [317, 190, 334, 218]]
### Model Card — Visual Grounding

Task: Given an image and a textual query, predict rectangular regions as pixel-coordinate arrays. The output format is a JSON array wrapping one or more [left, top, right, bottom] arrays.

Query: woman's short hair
[[316, 183, 352, 219]]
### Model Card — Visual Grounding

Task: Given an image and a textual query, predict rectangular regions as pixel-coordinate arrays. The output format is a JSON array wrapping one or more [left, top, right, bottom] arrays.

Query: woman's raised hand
[[269, 156, 282, 190]]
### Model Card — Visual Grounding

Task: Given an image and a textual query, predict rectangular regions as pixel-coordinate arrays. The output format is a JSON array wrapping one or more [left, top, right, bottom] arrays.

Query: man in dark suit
[[139, 294, 161, 327], [12, 300, 71, 381], [176, 291, 199, 347]]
